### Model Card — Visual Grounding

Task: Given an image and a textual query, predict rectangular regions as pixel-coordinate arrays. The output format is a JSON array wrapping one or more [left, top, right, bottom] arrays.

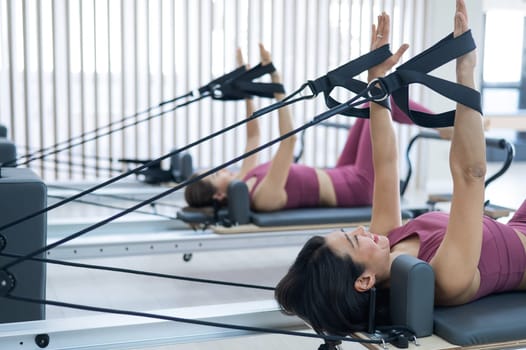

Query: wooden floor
[[41, 162, 526, 349]]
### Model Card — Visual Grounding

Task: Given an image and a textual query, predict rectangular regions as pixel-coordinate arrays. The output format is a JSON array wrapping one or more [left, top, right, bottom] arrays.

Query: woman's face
[[325, 226, 391, 275], [207, 168, 236, 194]]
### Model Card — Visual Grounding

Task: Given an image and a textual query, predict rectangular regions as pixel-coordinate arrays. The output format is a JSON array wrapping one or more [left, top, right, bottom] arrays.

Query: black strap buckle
[[367, 78, 389, 102]]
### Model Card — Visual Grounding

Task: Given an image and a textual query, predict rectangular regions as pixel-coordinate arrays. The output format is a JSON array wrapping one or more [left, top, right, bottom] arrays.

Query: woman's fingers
[[371, 12, 390, 50], [392, 44, 410, 63]]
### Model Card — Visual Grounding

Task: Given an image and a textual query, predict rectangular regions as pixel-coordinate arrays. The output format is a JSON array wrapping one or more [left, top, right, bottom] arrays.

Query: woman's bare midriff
[[316, 169, 338, 207]]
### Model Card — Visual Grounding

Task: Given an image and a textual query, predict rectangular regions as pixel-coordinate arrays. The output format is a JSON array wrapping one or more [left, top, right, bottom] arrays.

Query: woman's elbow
[[283, 133, 297, 147], [451, 161, 487, 183]]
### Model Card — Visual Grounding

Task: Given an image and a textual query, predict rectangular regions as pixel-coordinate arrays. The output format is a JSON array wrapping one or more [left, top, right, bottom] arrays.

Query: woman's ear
[[213, 191, 226, 202], [354, 272, 376, 292]]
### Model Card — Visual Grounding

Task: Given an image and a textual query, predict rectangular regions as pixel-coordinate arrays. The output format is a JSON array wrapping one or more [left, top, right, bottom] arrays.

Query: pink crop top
[[242, 162, 320, 209], [388, 211, 526, 301]]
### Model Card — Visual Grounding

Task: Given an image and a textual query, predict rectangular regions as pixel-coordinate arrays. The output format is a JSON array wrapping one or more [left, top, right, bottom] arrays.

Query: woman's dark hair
[[275, 235, 391, 336], [184, 174, 217, 207]]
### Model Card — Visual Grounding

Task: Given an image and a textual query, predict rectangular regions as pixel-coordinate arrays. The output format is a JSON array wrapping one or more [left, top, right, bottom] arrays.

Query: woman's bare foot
[[454, 0, 476, 82], [236, 47, 248, 68], [259, 43, 272, 66], [259, 43, 282, 87]]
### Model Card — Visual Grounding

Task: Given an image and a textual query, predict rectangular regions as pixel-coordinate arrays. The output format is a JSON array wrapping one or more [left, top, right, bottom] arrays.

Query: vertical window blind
[[0, 0, 427, 182]]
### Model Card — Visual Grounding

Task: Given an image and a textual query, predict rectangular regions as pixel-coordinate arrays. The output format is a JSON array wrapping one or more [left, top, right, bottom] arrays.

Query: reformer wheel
[[35, 333, 50, 348]]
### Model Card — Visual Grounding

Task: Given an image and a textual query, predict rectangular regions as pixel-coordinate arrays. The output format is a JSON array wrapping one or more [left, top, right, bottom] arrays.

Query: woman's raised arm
[[249, 44, 297, 211], [368, 13, 409, 235], [430, 0, 486, 305], [237, 48, 261, 179]]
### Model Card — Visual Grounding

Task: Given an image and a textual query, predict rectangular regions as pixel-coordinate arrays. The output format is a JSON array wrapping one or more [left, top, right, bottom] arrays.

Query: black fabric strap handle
[[307, 30, 481, 128], [384, 30, 482, 127], [397, 30, 476, 73], [197, 66, 248, 96], [307, 44, 394, 117], [209, 63, 286, 100]]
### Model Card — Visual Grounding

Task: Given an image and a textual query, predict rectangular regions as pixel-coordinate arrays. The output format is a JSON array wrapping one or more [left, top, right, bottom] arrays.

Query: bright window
[[481, 11, 525, 113]]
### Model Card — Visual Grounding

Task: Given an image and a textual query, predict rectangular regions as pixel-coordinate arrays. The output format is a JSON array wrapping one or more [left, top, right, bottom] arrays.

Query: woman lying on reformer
[[184, 44, 435, 212], [275, 0, 526, 338]]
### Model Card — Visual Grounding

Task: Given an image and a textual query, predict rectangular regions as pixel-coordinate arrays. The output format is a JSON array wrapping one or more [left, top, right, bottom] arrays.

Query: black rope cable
[[3, 92, 194, 167], [0, 48, 390, 231], [8, 63, 284, 167], [0, 252, 274, 291], [47, 194, 177, 221], [0, 85, 371, 271], [8, 93, 209, 168], [17, 144, 123, 164], [47, 184, 184, 211], [0, 39, 483, 267], [17, 145, 126, 174], [39, 157, 123, 174], [4, 294, 389, 345], [0, 83, 312, 234], [5, 153, 122, 178]]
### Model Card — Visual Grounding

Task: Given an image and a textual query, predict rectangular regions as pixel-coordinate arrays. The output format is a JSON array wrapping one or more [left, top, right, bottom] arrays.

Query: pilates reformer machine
[[1, 28, 526, 350]]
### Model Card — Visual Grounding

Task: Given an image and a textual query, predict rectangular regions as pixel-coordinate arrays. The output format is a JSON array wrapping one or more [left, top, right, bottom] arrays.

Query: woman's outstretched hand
[[368, 12, 409, 82]]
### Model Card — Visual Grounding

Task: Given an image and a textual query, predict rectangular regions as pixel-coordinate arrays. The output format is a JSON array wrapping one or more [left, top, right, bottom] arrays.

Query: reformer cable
[[48, 184, 184, 211], [0, 45, 394, 233], [0, 252, 274, 291], [47, 194, 178, 221], [0, 83, 314, 235], [40, 157, 123, 175], [7, 63, 284, 167], [0, 83, 379, 271], [8, 93, 210, 168], [3, 92, 194, 167], [0, 30, 482, 267], [3, 294, 390, 346]]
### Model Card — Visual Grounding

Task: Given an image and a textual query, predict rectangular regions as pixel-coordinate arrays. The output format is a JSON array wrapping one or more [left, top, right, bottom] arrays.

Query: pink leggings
[[326, 99, 431, 206], [335, 98, 431, 167]]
